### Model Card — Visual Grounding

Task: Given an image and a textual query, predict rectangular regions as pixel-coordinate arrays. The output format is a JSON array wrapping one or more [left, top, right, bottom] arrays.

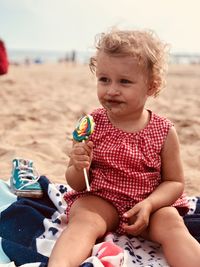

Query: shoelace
[[17, 164, 40, 190]]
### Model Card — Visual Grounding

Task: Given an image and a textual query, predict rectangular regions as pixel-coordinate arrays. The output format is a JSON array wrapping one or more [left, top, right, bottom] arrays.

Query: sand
[[0, 62, 199, 195]]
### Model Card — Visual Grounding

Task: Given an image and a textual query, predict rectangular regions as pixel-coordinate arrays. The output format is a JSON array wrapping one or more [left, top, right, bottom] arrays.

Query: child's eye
[[98, 77, 110, 83], [120, 79, 132, 84]]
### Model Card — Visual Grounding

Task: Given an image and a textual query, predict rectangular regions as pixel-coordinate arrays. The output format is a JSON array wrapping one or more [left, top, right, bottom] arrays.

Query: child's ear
[[147, 81, 157, 96]]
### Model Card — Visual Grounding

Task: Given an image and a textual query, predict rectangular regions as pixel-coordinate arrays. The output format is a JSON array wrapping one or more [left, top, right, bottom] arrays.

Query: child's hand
[[122, 200, 152, 236], [69, 141, 93, 171]]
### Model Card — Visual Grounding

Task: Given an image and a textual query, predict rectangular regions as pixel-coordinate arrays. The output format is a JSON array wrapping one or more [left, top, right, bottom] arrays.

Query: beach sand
[[0, 62, 199, 195]]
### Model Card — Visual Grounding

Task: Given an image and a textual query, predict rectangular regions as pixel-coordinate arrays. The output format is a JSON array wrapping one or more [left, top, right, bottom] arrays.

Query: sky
[[1, 0, 200, 54]]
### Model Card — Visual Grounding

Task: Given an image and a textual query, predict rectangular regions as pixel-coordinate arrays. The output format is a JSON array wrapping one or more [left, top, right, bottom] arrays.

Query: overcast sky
[[1, 0, 200, 54]]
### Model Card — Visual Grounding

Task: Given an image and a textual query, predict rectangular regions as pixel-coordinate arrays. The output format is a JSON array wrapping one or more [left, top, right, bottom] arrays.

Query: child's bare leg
[[48, 195, 119, 267], [146, 207, 200, 267]]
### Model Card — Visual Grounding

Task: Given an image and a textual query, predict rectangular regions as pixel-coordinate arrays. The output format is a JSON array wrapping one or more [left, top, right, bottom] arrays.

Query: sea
[[7, 49, 200, 65], [7, 49, 93, 64]]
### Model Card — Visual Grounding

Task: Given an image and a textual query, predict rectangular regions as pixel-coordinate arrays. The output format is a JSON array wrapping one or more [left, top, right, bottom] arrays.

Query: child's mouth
[[106, 99, 123, 106]]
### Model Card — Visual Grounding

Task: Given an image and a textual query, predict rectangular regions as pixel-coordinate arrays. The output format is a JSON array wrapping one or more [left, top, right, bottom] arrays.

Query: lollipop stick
[[83, 167, 90, 191], [82, 140, 90, 191]]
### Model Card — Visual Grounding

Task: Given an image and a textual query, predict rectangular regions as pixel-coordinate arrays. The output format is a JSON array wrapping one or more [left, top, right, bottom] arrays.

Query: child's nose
[[107, 85, 120, 95]]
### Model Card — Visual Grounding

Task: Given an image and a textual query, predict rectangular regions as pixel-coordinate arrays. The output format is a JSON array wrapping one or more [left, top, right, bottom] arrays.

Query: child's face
[[96, 52, 152, 120]]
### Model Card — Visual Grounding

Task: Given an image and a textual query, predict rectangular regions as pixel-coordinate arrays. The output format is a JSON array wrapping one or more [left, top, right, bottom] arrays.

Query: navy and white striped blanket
[[0, 176, 199, 267]]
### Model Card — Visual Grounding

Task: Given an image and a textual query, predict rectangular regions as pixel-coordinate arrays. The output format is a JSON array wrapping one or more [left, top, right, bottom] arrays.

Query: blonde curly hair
[[89, 28, 169, 97]]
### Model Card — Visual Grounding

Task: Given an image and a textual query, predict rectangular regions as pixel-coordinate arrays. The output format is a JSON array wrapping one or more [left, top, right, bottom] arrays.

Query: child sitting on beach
[[48, 28, 200, 267]]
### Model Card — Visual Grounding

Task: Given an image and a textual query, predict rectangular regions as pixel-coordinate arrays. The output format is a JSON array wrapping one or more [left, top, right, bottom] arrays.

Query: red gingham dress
[[64, 108, 189, 234]]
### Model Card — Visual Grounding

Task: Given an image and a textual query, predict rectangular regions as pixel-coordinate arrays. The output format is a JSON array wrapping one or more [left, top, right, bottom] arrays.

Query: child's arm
[[123, 126, 184, 235], [65, 141, 93, 191], [146, 126, 184, 209]]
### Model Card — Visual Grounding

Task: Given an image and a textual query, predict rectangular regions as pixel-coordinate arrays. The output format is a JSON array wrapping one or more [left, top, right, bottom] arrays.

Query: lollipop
[[73, 115, 95, 142], [73, 114, 95, 191]]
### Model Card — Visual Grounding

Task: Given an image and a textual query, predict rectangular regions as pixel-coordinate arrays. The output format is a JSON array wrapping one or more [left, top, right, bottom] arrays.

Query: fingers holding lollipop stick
[[72, 115, 95, 191]]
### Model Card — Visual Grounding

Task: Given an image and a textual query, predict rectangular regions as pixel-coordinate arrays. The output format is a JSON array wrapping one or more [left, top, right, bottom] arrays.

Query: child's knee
[[68, 196, 118, 237], [148, 207, 185, 243], [70, 206, 107, 235]]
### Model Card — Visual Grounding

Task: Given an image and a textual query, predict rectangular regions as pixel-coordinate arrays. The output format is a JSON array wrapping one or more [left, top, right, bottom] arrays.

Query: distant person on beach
[[48, 28, 200, 267], [0, 39, 9, 75], [71, 50, 76, 63], [64, 50, 76, 63]]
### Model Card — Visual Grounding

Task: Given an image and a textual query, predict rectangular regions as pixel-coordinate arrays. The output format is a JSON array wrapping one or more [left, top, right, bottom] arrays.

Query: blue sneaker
[[10, 158, 43, 198]]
